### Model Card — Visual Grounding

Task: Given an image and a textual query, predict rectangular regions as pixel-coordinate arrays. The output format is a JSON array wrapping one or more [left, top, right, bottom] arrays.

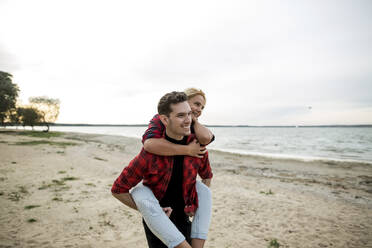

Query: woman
[[131, 88, 214, 248]]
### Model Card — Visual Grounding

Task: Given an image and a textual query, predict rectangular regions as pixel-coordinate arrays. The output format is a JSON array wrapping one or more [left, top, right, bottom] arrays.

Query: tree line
[[0, 71, 60, 132]]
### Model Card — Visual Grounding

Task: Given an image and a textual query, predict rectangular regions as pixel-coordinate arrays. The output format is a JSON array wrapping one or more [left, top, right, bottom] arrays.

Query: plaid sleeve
[[142, 114, 165, 144], [198, 151, 213, 179], [111, 149, 148, 194]]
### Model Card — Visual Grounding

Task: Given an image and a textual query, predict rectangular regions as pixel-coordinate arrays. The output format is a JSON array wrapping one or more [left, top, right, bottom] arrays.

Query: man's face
[[188, 95, 205, 118], [165, 101, 192, 138]]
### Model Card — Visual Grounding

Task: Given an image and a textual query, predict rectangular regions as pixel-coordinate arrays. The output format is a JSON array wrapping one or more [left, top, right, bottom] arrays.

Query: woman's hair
[[184, 88, 206, 103], [157, 91, 188, 116]]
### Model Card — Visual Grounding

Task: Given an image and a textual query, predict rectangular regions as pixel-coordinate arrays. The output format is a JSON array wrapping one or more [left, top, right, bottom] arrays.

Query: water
[[206, 127, 372, 164], [9, 125, 372, 164]]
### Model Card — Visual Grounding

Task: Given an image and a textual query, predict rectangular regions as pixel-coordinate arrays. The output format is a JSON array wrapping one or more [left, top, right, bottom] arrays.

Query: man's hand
[[186, 212, 195, 217], [186, 139, 206, 158], [163, 207, 173, 217], [186, 210, 195, 217]]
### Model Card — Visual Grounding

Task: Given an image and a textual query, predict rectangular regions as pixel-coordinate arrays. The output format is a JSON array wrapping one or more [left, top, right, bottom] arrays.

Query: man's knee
[[136, 198, 163, 217]]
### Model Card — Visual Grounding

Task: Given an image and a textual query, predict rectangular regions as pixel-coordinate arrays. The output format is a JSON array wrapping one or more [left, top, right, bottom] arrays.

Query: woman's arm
[[142, 114, 212, 157], [144, 138, 206, 158], [192, 119, 214, 145]]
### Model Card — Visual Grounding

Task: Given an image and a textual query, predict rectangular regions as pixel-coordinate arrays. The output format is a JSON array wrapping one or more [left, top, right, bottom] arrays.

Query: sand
[[0, 130, 371, 248]]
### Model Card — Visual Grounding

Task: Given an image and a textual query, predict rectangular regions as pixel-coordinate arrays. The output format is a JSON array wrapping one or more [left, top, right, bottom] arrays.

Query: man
[[111, 91, 213, 248], [142, 88, 214, 158]]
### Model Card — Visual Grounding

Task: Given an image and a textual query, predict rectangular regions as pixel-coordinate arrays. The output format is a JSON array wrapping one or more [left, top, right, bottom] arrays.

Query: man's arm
[[144, 138, 206, 158], [111, 150, 147, 206], [201, 178, 211, 187], [198, 150, 213, 187], [112, 192, 137, 210]]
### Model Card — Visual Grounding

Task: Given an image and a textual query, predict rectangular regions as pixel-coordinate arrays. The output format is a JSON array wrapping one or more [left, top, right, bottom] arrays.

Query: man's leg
[[131, 184, 188, 248], [172, 215, 192, 245], [190, 181, 212, 248], [143, 219, 192, 248], [143, 219, 167, 248]]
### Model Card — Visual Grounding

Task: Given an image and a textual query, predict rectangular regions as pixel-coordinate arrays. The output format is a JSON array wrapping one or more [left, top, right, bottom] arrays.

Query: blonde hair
[[184, 88, 206, 103]]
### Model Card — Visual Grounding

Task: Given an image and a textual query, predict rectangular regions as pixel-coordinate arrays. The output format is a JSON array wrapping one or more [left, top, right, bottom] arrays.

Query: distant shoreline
[[3, 123, 372, 128], [48, 123, 372, 128]]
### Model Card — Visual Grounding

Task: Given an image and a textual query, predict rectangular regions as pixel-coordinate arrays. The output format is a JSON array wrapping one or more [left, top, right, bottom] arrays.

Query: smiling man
[[111, 91, 213, 248]]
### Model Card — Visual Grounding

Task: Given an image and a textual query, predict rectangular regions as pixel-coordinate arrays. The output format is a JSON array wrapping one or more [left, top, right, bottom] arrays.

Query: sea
[[17, 125, 372, 165]]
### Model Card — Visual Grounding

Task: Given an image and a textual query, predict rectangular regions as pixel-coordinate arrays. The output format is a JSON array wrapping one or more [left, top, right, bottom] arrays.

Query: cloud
[[0, 45, 20, 72]]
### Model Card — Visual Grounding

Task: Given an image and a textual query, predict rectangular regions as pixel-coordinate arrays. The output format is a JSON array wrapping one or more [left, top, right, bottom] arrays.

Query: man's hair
[[158, 91, 188, 116], [184, 88, 206, 103]]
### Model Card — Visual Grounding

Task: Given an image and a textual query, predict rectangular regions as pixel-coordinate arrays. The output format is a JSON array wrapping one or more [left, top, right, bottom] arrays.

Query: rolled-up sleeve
[[111, 150, 147, 194], [198, 151, 213, 179], [141, 114, 165, 144]]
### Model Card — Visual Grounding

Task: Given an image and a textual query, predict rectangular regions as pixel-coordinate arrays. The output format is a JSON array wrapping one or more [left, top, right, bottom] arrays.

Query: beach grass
[[94, 157, 108, 161], [7, 186, 29, 201], [38, 176, 78, 191], [268, 239, 281, 248], [260, 189, 274, 195], [61, 176, 79, 181], [16, 131, 64, 138], [27, 218, 37, 223], [24, 205, 41, 210], [12, 140, 77, 147], [8, 192, 22, 201]]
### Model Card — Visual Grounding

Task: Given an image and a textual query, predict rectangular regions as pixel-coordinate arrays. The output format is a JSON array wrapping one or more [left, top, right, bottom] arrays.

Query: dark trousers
[[142, 215, 191, 248]]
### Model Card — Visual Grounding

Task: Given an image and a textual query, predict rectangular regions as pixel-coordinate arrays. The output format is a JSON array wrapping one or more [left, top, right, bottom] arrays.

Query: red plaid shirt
[[142, 114, 166, 144], [111, 134, 213, 214]]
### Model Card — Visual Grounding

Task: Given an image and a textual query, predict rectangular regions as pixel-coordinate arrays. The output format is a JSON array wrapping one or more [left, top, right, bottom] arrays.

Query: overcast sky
[[1, 0, 371, 125]]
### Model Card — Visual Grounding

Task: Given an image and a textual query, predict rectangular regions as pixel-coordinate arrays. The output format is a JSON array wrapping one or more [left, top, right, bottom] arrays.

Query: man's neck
[[165, 129, 184, 141]]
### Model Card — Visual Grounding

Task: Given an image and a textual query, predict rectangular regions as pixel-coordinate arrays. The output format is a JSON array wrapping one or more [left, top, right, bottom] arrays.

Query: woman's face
[[187, 95, 206, 118]]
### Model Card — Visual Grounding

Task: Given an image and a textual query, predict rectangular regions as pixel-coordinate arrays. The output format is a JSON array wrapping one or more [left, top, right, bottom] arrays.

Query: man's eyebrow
[[176, 111, 192, 115]]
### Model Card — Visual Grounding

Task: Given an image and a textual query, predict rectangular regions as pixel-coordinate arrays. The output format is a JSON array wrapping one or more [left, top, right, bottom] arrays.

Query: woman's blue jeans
[[130, 181, 212, 248]]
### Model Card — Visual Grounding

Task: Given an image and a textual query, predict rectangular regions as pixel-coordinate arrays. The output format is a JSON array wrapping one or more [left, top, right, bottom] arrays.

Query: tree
[[0, 71, 19, 126], [17, 107, 42, 130], [29, 96, 60, 132], [8, 108, 21, 128]]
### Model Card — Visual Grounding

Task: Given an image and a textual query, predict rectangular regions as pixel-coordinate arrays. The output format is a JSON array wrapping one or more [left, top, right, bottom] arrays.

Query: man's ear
[[159, 114, 169, 127]]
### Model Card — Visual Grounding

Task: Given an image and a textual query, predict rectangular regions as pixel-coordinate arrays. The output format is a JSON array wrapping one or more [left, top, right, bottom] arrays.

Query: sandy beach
[[0, 130, 371, 248]]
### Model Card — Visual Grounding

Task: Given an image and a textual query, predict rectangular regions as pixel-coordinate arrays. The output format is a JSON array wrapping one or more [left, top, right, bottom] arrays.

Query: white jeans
[[130, 181, 212, 248]]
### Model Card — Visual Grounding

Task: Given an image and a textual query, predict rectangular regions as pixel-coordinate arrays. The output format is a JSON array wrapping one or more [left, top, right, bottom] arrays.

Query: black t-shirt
[[159, 133, 188, 221], [143, 134, 192, 247]]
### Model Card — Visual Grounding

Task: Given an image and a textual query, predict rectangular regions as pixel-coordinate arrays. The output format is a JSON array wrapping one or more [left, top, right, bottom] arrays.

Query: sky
[[1, 0, 371, 125]]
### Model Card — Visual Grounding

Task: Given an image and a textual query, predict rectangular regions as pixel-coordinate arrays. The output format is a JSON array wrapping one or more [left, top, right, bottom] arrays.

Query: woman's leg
[[131, 183, 186, 248], [190, 181, 212, 247]]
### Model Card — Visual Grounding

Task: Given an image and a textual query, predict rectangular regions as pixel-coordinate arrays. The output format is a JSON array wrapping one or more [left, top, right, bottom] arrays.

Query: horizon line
[[51, 123, 372, 128]]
